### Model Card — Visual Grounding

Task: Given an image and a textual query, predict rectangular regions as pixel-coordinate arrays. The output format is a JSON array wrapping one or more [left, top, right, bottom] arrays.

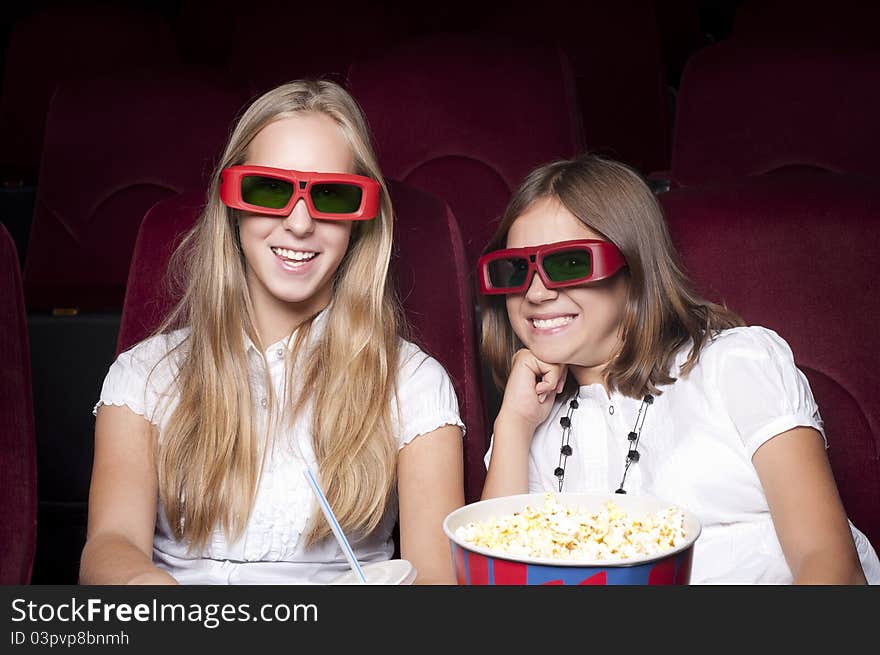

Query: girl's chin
[[524, 345, 601, 372], [265, 282, 322, 306], [525, 345, 575, 366]]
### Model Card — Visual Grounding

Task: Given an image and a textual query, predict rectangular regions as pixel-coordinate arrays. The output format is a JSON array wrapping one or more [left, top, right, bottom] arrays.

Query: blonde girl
[[81, 80, 464, 585]]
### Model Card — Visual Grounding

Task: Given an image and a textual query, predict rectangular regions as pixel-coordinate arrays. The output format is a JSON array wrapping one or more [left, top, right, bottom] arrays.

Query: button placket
[[575, 403, 607, 492]]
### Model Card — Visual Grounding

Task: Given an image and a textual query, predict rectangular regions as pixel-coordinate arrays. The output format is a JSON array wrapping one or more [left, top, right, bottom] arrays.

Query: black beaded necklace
[[553, 393, 654, 494], [553, 397, 579, 491]]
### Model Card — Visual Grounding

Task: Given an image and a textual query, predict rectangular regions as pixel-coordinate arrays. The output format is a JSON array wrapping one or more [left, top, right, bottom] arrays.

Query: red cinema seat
[[0, 6, 178, 185], [20, 74, 248, 583], [483, 0, 672, 174], [347, 34, 584, 270], [733, 0, 880, 48], [661, 169, 880, 547], [0, 223, 37, 584], [23, 75, 249, 311], [225, 1, 406, 97], [669, 42, 880, 188]]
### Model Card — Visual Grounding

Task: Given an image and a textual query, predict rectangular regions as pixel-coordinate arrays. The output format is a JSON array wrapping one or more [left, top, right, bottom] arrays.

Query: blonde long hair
[[481, 154, 744, 399], [152, 80, 404, 550]]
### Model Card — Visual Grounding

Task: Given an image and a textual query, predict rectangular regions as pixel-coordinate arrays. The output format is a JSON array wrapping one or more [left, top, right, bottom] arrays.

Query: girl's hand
[[497, 348, 568, 431]]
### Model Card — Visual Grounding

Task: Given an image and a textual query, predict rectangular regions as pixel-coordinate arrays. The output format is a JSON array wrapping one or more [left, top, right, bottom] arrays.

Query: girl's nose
[[524, 270, 557, 303], [281, 198, 316, 236]]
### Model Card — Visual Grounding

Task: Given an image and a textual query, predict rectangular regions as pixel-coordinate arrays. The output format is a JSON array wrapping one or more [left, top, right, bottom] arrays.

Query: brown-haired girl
[[479, 154, 878, 584]]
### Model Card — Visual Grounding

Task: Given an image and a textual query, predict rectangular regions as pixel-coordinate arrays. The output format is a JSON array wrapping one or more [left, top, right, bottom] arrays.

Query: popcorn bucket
[[443, 493, 701, 585]]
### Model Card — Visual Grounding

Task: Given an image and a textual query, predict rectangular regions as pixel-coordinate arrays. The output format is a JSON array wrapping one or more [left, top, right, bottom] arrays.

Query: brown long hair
[[481, 154, 744, 399], [151, 80, 404, 551]]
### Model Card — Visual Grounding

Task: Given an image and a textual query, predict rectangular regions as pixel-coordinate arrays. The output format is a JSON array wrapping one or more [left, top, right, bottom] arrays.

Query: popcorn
[[454, 493, 687, 561]]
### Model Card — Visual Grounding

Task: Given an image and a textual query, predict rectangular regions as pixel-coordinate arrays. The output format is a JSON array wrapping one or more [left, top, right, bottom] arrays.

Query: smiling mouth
[[270, 246, 318, 264], [531, 315, 577, 329]]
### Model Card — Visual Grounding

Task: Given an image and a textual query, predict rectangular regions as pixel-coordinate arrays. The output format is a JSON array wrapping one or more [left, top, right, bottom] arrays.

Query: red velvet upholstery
[[347, 34, 584, 269], [483, 0, 671, 174], [0, 223, 37, 584], [117, 182, 488, 502], [733, 0, 880, 47], [23, 75, 249, 311], [0, 6, 178, 183], [226, 0, 406, 96], [670, 42, 880, 187], [661, 169, 880, 547]]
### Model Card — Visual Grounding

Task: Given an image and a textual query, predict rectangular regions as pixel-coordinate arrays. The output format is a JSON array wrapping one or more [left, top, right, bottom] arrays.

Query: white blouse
[[485, 326, 880, 584], [93, 307, 465, 584]]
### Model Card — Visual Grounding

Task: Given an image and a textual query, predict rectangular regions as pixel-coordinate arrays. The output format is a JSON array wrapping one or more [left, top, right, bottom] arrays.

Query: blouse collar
[[243, 303, 332, 357]]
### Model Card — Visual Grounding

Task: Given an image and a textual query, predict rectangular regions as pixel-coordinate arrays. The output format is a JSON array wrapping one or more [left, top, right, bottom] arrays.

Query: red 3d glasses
[[220, 165, 380, 220], [478, 239, 626, 294]]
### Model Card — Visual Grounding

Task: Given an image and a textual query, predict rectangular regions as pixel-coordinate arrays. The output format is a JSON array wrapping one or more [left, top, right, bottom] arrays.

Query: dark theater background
[[1, 0, 878, 586]]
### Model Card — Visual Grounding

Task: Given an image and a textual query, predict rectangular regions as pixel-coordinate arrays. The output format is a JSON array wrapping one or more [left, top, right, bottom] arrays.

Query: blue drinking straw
[[303, 467, 367, 584]]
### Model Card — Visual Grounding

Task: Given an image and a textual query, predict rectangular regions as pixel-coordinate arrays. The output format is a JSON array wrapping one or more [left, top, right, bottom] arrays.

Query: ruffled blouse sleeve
[[709, 326, 825, 458], [92, 330, 187, 427], [393, 341, 466, 450]]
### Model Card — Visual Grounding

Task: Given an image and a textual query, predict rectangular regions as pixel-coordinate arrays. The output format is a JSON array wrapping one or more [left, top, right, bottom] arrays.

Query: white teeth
[[271, 247, 317, 262], [532, 316, 576, 329]]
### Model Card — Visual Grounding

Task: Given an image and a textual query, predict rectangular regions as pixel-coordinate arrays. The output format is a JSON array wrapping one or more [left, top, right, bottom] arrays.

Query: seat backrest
[[660, 169, 880, 546], [225, 0, 406, 96], [118, 182, 488, 502], [347, 34, 584, 269], [482, 0, 671, 174], [733, 0, 880, 47], [0, 222, 37, 584], [670, 42, 880, 187], [23, 74, 249, 311], [0, 6, 178, 183]]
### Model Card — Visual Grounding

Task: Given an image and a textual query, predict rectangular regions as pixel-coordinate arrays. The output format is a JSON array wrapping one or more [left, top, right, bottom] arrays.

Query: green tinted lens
[[542, 249, 592, 282], [487, 257, 530, 289], [310, 183, 363, 214], [240, 175, 294, 209]]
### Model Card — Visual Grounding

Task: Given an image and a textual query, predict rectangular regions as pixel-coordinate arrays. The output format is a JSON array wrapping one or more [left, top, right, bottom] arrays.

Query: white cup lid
[[330, 559, 417, 585]]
